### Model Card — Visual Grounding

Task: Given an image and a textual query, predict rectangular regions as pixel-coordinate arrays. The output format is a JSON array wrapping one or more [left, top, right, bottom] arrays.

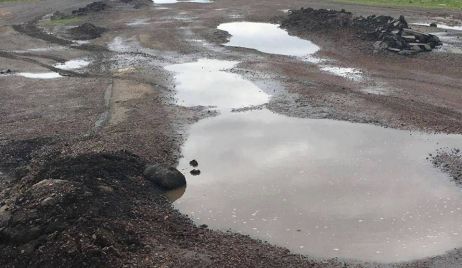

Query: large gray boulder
[[143, 165, 186, 190]]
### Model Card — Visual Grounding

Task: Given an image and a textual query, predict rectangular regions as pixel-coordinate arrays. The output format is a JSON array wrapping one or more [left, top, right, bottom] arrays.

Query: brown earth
[[1, 0, 462, 267]]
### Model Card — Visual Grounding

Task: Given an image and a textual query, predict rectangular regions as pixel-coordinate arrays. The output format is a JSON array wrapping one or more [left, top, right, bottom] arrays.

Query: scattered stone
[[97, 185, 114, 193], [190, 169, 201, 176], [144, 164, 186, 190], [189, 159, 198, 167], [68, 23, 106, 40], [431, 148, 462, 184]]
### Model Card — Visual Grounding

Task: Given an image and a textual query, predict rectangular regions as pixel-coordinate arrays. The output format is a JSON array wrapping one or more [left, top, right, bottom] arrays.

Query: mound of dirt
[[0, 150, 159, 267], [281, 8, 442, 55], [72, 2, 107, 16], [68, 23, 106, 40]]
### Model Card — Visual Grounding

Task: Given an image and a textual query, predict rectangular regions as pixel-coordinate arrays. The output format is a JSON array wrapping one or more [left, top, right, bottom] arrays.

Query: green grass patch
[[337, 0, 462, 9], [42, 16, 82, 27]]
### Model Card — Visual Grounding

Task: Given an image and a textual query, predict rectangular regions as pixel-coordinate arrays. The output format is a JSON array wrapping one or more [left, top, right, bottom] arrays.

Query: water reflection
[[218, 22, 320, 57], [174, 109, 462, 262], [164, 59, 269, 109]]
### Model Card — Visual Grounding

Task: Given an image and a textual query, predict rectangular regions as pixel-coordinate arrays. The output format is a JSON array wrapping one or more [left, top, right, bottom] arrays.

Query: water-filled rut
[[165, 39, 462, 263]]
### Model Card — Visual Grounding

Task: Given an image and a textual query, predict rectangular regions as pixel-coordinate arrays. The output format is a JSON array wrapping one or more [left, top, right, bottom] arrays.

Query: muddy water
[[218, 22, 320, 57], [166, 58, 462, 262]]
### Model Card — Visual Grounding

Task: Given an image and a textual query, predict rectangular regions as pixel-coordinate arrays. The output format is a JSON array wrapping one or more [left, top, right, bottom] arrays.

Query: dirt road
[[1, 0, 462, 266]]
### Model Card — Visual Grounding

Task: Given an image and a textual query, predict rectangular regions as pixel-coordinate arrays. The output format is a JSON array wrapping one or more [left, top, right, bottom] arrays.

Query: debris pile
[[72, 1, 107, 16], [281, 8, 442, 55], [280, 8, 353, 31], [353, 15, 442, 54], [68, 23, 106, 40]]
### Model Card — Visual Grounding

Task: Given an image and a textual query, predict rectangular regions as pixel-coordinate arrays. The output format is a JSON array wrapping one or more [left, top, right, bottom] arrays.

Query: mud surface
[[1, 0, 462, 266]]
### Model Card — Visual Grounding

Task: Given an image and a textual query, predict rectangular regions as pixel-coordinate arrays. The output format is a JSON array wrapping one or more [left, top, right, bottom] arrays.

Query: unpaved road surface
[[1, 0, 462, 267]]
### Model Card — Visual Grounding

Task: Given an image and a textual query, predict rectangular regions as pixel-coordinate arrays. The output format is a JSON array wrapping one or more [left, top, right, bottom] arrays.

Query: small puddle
[[320, 66, 363, 81], [54, 59, 90, 70], [218, 22, 320, 57], [16, 72, 62, 79], [167, 58, 462, 263]]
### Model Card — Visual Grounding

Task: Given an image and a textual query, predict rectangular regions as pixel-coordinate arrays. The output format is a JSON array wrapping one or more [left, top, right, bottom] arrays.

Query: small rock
[[97, 185, 114, 193], [189, 159, 199, 167], [0, 205, 11, 225], [144, 164, 186, 190], [190, 169, 201, 176], [40, 197, 57, 207], [430, 22, 437, 27]]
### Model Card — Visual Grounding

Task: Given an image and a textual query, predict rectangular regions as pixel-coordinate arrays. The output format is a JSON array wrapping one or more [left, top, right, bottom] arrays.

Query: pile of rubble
[[72, 1, 107, 16], [281, 8, 442, 55], [280, 8, 353, 31], [354, 15, 442, 54]]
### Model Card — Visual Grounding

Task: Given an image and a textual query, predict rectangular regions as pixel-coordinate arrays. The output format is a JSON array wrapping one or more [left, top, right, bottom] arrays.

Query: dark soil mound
[[281, 8, 442, 55], [68, 23, 106, 40], [0, 150, 161, 267], [72, 1, 107, 16], [281, 8, 353, 31]]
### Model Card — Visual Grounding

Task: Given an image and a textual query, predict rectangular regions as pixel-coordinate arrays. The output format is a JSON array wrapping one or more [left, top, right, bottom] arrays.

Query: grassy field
[[338, 0, 462, 9]]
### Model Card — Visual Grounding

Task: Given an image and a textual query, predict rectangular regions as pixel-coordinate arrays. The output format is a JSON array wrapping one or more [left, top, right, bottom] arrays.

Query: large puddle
[[218, 22, 320, 57], [166, 58, 462, 263]]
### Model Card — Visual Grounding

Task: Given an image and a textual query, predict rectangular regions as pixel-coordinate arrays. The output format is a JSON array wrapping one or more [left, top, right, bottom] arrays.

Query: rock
[[40, 197, 58, 207], [430, 22, 437, 27], [97, 185, 114, 193], [144, 165, 186, 190], [0, 69, 12, 74], [398, 50, 417, 56], [189, 159, 198, 167], [0, 205, 11, 225], [373, 41, 388, 50], [190, 169, 201, 176]]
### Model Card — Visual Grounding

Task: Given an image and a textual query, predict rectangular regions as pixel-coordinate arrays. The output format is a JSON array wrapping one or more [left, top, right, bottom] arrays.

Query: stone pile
[[354, 15, 442, 54], [281, 8, 442, 55], [72, 1, 107, 16]]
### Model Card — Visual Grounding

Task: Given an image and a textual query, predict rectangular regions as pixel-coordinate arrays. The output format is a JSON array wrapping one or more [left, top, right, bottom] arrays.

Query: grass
[[42, 17, 82, 26], [337, 0, 462, 9]]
